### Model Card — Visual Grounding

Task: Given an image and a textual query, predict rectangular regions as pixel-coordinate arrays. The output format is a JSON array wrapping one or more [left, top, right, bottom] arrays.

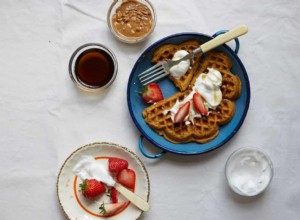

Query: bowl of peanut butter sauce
[[107, 0, 156, 43]]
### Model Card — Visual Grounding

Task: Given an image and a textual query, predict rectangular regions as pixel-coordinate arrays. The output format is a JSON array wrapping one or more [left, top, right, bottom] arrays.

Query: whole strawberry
[[80, 179, 106, 198]]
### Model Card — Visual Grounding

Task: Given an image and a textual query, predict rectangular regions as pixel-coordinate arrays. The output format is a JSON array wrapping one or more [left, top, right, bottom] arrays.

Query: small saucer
[[57, 142, 150, 219]]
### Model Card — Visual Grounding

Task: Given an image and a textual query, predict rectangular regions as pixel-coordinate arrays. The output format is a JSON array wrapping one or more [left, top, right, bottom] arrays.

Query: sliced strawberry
[[108, 157, 129, 173], [193, 92, 208, 116], [99, 202, 127, 216], [79, 179, 106, 198], [110, 187, 118, 203], [116, 168, 136, 189], [141, 83, 164, 103], [174, 101, 190, 123]]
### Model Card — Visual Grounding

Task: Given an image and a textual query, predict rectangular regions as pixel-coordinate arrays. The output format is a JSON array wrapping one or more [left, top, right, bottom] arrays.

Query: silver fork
[[138, 24, 248, 85]]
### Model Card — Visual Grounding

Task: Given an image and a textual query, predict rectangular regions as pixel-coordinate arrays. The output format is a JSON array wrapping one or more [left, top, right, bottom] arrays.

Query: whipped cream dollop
[[163, 68, 222, 124], [195, 68, 222, 108], [73, 155, 115, 186], [169, 50, 190, 79]]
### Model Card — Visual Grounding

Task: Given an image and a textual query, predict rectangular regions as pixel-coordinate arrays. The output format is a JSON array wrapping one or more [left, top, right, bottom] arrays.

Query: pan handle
[[212, 30, 240, 54], [138, 135, 166, 159]]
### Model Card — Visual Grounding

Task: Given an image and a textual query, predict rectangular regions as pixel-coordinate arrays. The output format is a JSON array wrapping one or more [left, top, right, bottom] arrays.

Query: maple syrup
[[75, 48, 115, 87]]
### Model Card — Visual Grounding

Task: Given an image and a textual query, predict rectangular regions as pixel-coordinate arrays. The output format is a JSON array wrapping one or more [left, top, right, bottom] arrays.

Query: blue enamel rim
[[127, 32, 251, 156]]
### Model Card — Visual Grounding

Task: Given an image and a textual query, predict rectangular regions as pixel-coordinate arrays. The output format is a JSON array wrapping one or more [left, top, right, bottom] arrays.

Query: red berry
[[174, 101, 190, 123], [109, 157, 129, 173], [116, 169, 136, 189], [141, 83, 164, 103], [99, 202, 127, 216], [110, 187, 118, 203], [79, 179, 106, 198], [193, 92, 208, 116]]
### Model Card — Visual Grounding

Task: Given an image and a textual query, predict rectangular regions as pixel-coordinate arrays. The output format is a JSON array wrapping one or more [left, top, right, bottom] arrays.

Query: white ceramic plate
[[57, 142, 150, 220]]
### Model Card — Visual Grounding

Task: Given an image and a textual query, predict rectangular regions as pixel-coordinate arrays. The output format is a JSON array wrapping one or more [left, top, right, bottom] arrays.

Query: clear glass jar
[[225, 147, 274, 196], [69, 43, 118, 93], [107, 0, 156, 44]]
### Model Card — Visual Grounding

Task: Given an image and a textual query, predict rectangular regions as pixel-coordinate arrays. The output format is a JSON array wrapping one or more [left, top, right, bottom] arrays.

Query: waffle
[[151, 40, 201, 91], [142, 51, 241, 144]]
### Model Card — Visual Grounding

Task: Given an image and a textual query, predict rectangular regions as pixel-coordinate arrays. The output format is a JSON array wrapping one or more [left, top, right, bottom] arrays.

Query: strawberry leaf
[[99, 202, 106, 215], [79, 181, 87, 192], [106, 188, 112, 197]]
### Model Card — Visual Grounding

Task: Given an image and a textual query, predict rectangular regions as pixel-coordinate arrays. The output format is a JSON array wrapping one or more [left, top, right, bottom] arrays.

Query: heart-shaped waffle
[[142, 51, 241, 143]]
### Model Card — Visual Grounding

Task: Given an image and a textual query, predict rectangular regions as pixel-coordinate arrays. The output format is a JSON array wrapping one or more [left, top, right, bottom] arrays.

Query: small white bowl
[[225, 147, 273, 196]]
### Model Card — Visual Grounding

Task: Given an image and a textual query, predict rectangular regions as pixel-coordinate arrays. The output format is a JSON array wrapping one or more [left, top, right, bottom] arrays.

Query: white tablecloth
[[1, 0, 300, 219]]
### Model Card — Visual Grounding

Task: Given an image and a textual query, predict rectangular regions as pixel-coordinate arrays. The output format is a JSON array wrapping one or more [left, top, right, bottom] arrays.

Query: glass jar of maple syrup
[[69, 43, 118, 92]]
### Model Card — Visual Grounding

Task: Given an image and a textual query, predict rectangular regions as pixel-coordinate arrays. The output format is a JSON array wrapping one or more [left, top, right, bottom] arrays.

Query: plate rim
[[56, 142, 150, 219], [127, 32, 251, 155]]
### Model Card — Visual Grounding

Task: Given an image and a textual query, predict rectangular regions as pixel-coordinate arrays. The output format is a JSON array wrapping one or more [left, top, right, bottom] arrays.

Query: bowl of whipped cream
[[225, 147, 273, 196]]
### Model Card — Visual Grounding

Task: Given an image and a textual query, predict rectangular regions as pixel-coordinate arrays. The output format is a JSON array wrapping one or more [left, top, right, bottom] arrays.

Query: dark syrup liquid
[[75, 49, 115, 87]]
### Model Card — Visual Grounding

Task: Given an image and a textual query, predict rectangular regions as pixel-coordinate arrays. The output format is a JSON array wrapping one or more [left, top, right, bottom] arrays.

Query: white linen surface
[[0, 0, 300, 219]]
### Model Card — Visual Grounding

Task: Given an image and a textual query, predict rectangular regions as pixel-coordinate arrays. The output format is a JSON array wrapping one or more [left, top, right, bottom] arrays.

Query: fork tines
[[138, 61, 169, 85]]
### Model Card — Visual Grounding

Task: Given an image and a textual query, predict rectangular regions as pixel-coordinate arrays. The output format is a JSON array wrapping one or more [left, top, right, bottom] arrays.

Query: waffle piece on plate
[[143, 51, 241, 144], [151, 40, 201, 92]]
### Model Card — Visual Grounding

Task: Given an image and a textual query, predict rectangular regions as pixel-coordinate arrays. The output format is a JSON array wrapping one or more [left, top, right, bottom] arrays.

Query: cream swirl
[[169, 50, 190, 79]]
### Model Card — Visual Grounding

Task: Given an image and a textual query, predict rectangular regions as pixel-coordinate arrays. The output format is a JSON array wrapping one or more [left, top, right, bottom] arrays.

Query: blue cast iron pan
[[127, 31, 250, 158]]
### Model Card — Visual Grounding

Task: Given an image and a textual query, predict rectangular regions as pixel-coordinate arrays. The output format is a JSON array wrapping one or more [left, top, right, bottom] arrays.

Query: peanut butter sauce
[[112, 0, 153, 39]]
